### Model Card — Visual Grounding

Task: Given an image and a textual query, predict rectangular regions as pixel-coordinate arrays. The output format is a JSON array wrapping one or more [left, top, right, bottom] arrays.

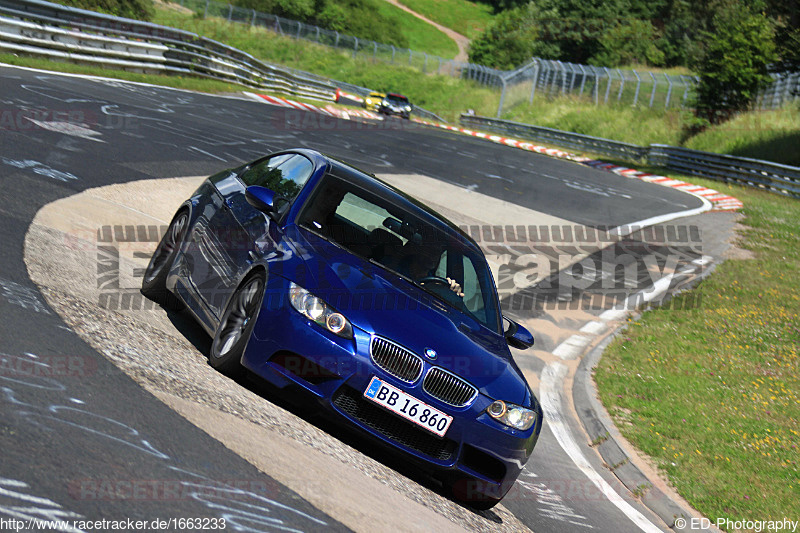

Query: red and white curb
[[413, 118, 742, 212], [244, 92, 383, 122], [324, 105, 382, 120], [244, 92, 336, 116], [334, 88, 364, 104], [582, 161, 744, 211]]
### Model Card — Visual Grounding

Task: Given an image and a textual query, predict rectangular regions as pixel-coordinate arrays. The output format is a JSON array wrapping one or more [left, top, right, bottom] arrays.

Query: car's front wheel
[[209, 272, 265, 375], [141, 209, 189, 308]]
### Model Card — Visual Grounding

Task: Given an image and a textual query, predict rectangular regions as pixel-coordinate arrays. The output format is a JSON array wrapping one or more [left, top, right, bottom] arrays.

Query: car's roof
[[319, 153, 477, 248]]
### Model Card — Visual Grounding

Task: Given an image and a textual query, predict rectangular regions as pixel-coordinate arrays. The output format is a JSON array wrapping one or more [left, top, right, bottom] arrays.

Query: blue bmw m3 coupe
[[141, 148, 543, 508]]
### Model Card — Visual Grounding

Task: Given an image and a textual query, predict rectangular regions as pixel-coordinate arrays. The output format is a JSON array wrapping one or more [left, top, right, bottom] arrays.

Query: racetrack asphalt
[[0, 64, 723, 533]]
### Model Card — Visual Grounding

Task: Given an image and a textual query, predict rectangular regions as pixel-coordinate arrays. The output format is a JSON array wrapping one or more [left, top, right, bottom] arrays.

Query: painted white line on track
[[607, 193, 712, 237], [540, 362, 664, 533], [552, 335, 593, 360]]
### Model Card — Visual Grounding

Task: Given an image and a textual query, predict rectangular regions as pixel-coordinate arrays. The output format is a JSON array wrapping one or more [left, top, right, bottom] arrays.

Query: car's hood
[[278, 226, 529, 404]]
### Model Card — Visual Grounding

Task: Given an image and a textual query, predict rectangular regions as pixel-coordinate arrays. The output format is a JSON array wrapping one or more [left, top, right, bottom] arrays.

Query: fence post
[[648, 72, 657, 108], [529, 61, 540, 103], [681, 75, 691, 106], [771, 73, 783, 109], [497, 77, 507, 117], [603, 67, 612, 104], [632, 70, 641, 106], [569, 63, 577, 92], [617, 68, 625, 101], [578, 64, 587, 97], [664, 73, 673, 109]]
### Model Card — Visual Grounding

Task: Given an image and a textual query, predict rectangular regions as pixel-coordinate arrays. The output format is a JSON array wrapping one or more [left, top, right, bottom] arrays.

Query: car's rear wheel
[[141, 209, 189, 308], [209, 272, 265, 375]]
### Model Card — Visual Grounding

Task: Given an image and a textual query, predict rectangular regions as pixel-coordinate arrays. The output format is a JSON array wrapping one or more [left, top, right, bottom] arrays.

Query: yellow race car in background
[[363, 91, 385, 112]]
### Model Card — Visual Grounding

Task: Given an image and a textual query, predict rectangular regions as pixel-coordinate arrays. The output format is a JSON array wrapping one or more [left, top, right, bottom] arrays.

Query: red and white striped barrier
[[324, 105, 381, 120], [412, 118, 742, 211], [335, 88, 364, 103], [244, 92, 336, 116]]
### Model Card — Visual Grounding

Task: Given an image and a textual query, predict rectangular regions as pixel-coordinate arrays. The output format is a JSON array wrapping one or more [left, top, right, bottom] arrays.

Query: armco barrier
[[0, 0, 339, 100], [649, 145, 800, 198], [460, 114, 648, 162], [459, 114, 800, 199], [0, 0, 442, 121]]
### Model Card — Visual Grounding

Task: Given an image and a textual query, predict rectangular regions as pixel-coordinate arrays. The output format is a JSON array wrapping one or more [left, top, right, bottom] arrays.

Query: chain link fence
[[178, 0, 798, 116]]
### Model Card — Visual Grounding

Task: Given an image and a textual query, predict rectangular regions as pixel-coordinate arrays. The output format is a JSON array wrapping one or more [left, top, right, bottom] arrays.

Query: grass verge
[[395, 0, 494, 40], [373, 0, 459, 59], [500, 95, 800, 167], [0, 53, 246, 94], [152, 6, 500, 121], [594, 177, 799, 523]]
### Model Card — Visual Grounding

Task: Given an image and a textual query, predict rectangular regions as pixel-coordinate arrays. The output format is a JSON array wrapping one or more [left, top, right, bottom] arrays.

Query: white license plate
[[363, 376, 453, 437]]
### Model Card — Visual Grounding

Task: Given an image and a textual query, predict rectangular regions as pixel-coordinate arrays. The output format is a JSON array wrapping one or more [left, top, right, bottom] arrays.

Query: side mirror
[[504, 317, 534, 350], [245, 186, 277, 216]]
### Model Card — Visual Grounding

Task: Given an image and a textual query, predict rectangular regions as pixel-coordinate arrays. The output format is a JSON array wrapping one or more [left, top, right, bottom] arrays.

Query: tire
[[209, 272, 265, 376], [141, 210, 189, 308]]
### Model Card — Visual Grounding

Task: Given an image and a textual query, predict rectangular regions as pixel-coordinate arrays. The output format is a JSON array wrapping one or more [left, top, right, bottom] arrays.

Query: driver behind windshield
[[399, 243, 464, 298]]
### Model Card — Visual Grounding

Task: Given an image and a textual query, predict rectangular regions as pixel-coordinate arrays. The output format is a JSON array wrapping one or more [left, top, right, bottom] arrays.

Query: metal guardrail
[[0, 0, 442, 120], [459, 115, 800, 199], [649, 145, 800, 198], [0, 0, 340, 101], [460, 114, 649, 161]]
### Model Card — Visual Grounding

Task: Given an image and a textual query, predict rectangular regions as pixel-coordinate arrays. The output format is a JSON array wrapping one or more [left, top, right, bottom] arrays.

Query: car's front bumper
[[241, 276, 543, 500]]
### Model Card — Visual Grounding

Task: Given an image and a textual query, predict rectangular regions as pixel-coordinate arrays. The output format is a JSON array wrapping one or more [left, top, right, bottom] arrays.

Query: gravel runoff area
[[24, 174, 576, 533]]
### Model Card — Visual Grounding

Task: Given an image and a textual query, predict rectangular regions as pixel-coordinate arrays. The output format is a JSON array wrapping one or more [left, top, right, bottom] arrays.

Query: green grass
[[395, 0, 494, 40], [0, 52, 245, 93], [594, 178, 800, 523], [373, 1, 459, 59], [685, 108, 800, 167], [152, 6, 500, 121], [500, 96, 687, 147], [500, 94, 800, 167]]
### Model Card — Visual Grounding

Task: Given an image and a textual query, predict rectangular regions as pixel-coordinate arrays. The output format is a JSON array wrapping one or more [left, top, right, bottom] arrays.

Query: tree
[[692, 0, 777, 125], [468, 2, 562, 69]]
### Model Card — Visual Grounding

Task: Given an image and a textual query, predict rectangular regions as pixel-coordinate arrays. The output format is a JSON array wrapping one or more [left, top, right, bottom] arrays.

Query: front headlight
[[289, 282, 353, 339], [486, 400, 537, 430]]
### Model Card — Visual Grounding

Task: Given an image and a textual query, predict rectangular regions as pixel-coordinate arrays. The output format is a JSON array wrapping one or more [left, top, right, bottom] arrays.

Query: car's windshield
[[297, 173, 501, 332], [386, 94, 408, 104]]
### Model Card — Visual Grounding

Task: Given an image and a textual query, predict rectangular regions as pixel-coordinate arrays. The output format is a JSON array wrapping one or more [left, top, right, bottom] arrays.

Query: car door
[[198, 153, 315, 319]]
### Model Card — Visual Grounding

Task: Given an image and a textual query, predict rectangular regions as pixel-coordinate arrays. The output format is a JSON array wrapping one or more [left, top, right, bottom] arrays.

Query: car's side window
[[239, 154, 314, 209]]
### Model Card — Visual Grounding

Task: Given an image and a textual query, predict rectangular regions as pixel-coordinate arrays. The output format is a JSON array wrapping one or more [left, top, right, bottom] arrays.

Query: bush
[[692, 0, 777, 125]]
